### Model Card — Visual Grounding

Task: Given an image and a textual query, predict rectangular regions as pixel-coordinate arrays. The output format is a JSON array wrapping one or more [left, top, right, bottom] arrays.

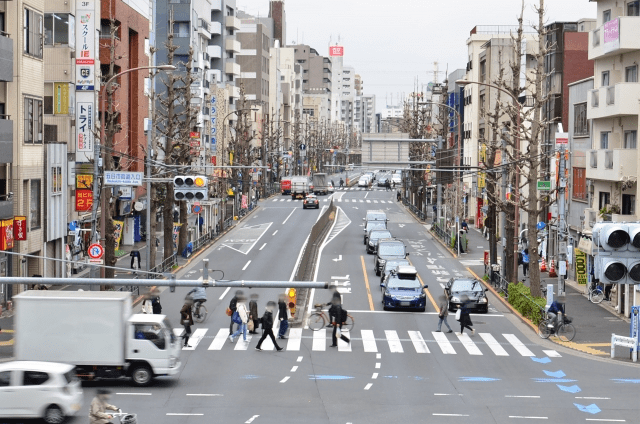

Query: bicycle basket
[[564, 316, 573, 324], [121, 414, 137, 424]]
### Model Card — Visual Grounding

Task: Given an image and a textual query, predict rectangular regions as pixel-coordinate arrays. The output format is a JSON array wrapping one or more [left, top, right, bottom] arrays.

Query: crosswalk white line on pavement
[[338, 329, 351, 352], [352, 199, 357, 203], [366, 200, 371, 203], [313, 329, 326, 351], [234, 334, 252, 350], [503, 334, 535, 356], [373, 200, 378, 203], [287, 199, 292, 202], [432, 331, 456, 354], [385, 330, 404, 353], [359, 200, 364, 203], [456, 332, 482, 355], [408, 331, 430, 353], [361, 329, 378, 353], [287, 328, 302, 351], [261, 332, 275, 351], [208, 328, 228, 350], [543, 349, 562, 358], [479, 333, 509, 356], [183, 328, 208, 351], [173, 328, 184, 338]]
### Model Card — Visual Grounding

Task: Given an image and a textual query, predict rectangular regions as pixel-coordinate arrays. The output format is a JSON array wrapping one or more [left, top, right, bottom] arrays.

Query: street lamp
[[456, 79, 522, 282], [91, 64, 176, 281]]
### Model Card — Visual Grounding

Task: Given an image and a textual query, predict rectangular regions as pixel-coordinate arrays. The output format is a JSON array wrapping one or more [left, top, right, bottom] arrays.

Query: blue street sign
[[211, 136, 217, 144], [211, 117, 217, 125]]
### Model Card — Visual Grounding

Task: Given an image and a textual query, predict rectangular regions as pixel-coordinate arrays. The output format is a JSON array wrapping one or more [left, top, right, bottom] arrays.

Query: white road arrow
[[332, 255, 343, 262], [398, 224, 405, 228]]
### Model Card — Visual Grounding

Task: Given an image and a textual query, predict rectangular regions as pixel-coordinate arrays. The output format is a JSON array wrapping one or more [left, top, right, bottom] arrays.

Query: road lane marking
[[273, 230, 278, 235], [186, 394, 224, 397], [360, 256, 374, 310], [167, 413, 204, 416], [508, 416, 548, 420], [585, 419, 625, 422], [242, 260, 252, 271], [208, 329, 229, 350], [408, 331, 430, 353], [576, 397, 610, 400], [456, 332, 482, 355], [434, 393, 463, 396], [433, 414, 469, 417], [364, 383, 373, 390], [218, 287, 231, 300], [338, 329, 352, 351], [290, 366, 298, 372], [116, 393, 151, 395], [234, 335, 252, 350], [361, 330, 378, 352], [245, 415, 260, 424], [282, 208, 296, 224], [183, 328, 208, 350], [409, 259, 439, 311], [385, 330, 404, 353], [432, 331, 456, 354], [376, 353, 381, 359], [375, 363, 381, 369], [280, 376, 290, 383], [312, 329, 326, 351], [504, 334, 535, 356], [372, 373, 378, 379], [297, 356, 303, 362], [543, 349, 562, 357], [173, 328, 184, 338], [259, 243, 267, 250], [506, 395, 540, 398], [479, 333, 509, 356], [287, 328, 302, 351]]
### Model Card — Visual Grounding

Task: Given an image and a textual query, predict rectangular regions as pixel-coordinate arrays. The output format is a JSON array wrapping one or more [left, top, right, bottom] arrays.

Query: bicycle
[[110, 411, 137, 424], [308, 304, 354, 331], [588, 282, 605, 304], [538, 313, 576, 342], [192, 300, 208, 323]]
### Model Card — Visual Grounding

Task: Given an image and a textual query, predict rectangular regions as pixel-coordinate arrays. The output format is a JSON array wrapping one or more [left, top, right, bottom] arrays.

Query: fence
[[192, 229, 216, 253], [149, 253, 178, 277], [490, 269, 509, 297], [431, 222, 452, 248]]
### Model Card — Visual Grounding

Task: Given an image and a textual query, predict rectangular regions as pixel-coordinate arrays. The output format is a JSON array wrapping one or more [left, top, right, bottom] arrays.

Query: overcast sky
[[236, 0, 597, 112]]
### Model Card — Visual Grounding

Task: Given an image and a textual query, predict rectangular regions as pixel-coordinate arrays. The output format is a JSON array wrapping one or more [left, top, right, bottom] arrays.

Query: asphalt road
[[46, 185, 640, 423]]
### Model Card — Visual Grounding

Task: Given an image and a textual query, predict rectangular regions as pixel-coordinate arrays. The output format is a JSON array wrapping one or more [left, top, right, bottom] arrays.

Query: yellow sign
[[479, 144, 487, 164], [478, 172, 486, 189], [575, 250, 588, 285], [76, 174, 93, 190], [229, 152, 234, 165], [54, 82, 69, 115], [113, 220, 124, 251]]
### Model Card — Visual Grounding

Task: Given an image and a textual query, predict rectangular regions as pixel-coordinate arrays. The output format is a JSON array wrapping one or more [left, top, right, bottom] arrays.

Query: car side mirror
[[406, 252, 410, 256]]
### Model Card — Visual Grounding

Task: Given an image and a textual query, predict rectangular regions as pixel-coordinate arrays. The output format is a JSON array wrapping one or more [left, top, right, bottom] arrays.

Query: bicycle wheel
[[590, 289, 604, 304], [556, 323, 576, 342], [538, 320, 552, 339], [193, 305, 207, 323], [343, 315, 354, 332], [308, 313, 325, 331]]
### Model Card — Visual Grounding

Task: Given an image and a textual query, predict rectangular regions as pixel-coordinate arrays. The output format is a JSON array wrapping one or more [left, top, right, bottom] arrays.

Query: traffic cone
[[540, 257, 547, 273], [549, 259, 557, 277]]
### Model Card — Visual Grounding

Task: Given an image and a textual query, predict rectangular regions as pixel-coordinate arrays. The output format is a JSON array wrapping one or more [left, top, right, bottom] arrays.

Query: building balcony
[[211, 0, 222, 11], [226, 16, 241, 30], [587, 83, 640, 120], [209, 69, 222, 84], [210, 21, 222, 36], [0, 116, 13, 164], [230, 85, 241, 98], [589, 16, 640, 61], [0, 32, 13, 82], [225, 38, 241, 53], [587, 148, 638, 181], [207, 45, 222, 59], [225, 61, 241, 76]]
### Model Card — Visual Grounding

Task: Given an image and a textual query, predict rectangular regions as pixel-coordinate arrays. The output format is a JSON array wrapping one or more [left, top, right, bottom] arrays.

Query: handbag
[[225, 307, 233, 316], [232, 310, 242, 324], [182, 319, 191, 326], [455, 308, 462, 321], [247, 320, 255, 332]]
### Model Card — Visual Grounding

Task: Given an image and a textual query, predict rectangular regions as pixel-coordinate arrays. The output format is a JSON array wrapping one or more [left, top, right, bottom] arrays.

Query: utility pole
[[436, 136, 443, 222], [501, 131, 508, 279]]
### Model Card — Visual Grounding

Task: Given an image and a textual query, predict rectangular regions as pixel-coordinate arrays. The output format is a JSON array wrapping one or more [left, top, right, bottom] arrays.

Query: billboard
[[329, 46, 344, 57], [75, 0, 96, 162]]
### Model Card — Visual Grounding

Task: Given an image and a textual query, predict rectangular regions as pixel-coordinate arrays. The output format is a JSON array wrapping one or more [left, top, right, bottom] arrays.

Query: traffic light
[[173, 175, 208, 201], [593, 222, 640, 284]]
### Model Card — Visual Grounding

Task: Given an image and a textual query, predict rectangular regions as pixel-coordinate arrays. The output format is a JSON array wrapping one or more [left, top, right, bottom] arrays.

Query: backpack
[[340, 308, 348, 323], [231, 310, 242, 324]]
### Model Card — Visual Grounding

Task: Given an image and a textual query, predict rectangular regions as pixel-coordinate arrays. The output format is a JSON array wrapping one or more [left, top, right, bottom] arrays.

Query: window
[[601, 71, 610, 87], [173, 21, 190, 38], [603, 9, 611, 23], [30, 179, 41, 229], [44, 83, 53, 114], [599, 192, 611, 210], [574, 102, 589, 136], [628, 1, 640, 16], [626, 65, 638, 82], [24, 8, 43, 58], [625, 130, 637, 149], [0, 371, 11, 387], [23, 371, 49, 386], [51, 166, 62, 194], [24, 97, 43, 144], [573, 167, 587, 200], [44, 13, 70, 45], [600, 131, 610, 149], [622, 194, 636, 215], [134, 324, 166, 349]]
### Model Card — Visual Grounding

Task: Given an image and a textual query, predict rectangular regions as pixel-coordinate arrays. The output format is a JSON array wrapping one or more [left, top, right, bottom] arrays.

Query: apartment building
[[278, 46, 302, 152], [236, 15, 271, 104], [585, 0, 640, 315], [209, 0, 240, 93], [355, 95, 376, 134]]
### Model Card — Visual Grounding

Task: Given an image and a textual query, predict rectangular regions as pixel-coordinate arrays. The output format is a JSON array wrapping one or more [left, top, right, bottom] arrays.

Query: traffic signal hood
[[173, 175, 208, 201], [593, 222, 640, 284], [595, 254, 640, 284], [592, 223, 640, 251]]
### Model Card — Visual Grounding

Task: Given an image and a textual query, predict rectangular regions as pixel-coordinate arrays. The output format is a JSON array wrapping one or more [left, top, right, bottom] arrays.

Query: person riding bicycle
[[89, 389, 120, 424], [547, 299, 565, 330], [187, 287, 207, 312]]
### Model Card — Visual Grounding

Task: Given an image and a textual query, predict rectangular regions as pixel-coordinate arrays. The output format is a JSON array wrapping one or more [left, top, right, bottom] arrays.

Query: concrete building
[[356, 95, 376, 134], [278, 46, 302, 151], [209, 0, 240, 93], [236, 15, 271, 104], [585, 0, 640, 313]]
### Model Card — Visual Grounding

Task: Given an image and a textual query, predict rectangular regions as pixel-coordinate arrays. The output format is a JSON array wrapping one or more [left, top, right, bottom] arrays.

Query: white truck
[[13, 291, 182, 386], [312, 173, 329, 195], [291, 176, 310, 200]]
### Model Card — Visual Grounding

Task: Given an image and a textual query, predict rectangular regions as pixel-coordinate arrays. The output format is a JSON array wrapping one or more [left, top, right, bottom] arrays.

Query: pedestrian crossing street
[[272, 198, 395, 204], [173, 328, 561, 358]]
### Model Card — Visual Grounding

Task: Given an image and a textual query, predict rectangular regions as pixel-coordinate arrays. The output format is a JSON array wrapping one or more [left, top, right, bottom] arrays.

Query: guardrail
[[149, 253, 178, 277], [431, 222, 452, 248], [490, 270, 509, 297]]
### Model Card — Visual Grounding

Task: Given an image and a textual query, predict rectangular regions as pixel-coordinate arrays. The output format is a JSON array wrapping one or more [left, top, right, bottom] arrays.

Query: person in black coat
[[329, 294, 350, 347], [248, 293, 260, 334], [255, 301, 282, 351], [458, 299, 475, 336], [151, 296, 162, 314], [277, 294, 289, 339], [229, 290, 241, 335]]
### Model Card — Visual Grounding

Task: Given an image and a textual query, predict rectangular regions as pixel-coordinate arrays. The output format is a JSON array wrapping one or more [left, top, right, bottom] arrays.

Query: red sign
[[13, 216, 26, 241], [211, 156, 217, 165], [329, 46, 344, 56], [190, 132, 200, 139], [76, 189, 93, 212], [0, 218, 14, 250], [88, 243, 104, 259], [75, 58, 95, 65]]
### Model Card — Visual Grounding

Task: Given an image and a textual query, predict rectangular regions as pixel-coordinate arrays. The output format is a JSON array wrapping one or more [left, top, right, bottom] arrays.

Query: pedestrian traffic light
[[593, 222, 640, 284], [173, 175, 208, 201]]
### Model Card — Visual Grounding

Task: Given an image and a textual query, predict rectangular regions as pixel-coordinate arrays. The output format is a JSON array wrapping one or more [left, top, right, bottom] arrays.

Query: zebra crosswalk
[[172, 327, 558, 358], [271, 198, 395, 204]]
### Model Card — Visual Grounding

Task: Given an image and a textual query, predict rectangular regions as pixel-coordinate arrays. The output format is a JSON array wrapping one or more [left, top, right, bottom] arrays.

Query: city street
[[71, 188, 640, 424]]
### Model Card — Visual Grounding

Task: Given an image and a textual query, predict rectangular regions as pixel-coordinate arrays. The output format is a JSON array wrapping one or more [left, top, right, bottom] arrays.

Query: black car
[[363, 221, 387, 245], [374, 239, 408, 276], [377, 177, 390, 187], [302, 194, 320, 209], [367, 229, 392, 254], [445, 278, 489, 313]]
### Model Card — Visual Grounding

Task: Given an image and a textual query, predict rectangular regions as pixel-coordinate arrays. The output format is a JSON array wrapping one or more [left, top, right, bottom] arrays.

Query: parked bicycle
[[308, 303, 354, 331], [588, 282, 605, 304], [192, 300, 208, 323], [538, 313, 576, 342]]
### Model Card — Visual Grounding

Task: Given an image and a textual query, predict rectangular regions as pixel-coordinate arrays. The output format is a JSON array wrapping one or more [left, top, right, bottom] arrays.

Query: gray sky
[[237, 0, 597, 112]]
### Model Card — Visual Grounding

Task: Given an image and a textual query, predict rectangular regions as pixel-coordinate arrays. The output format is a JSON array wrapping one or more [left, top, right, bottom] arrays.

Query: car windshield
[[370, 231, 391, 240], [63, 369, 79, 384], [388, 277, 421, 289], [379, 243, 405, 256], [451, 280, 479, 292], [385, 260, 409, 272], [367, 212, 386, 221], [367, 222, 386, 231]]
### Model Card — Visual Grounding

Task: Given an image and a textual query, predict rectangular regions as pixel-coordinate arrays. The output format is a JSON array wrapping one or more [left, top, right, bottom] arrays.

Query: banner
[[241, 194, 248, 209], [76, 174, 93, 190], [0, 219, 14, 250], [75, 189, 93, 211], [172, 223, 183, 249], [113, 220, 124, 250], [13, 216, 26, 241], [575, 250, 587, 285]]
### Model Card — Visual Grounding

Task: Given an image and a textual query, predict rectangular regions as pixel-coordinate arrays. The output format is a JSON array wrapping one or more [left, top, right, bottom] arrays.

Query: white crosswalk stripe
[[543, 349, 561, 357], [287, 328, 302, 351], [366, 200, 371, 203], [373, 200, 379, 203], [313, 328, 326, 351], [234, 334, 252, 350], [432, 331, 456, 354], [479, 333, 509, 356], [361, 329, 378, 353], [385, 330, 404, 353], [456, 332, 482, 355], [208, 328, 228, 350], [183, 328, 208, 350], [338, 329, 351, 352], [408, 331, 430, 353], [503, 334, 535, 356]]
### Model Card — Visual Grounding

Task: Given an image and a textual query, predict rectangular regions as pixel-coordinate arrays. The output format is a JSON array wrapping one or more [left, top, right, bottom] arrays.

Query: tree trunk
[[149, 184, 157, 270]]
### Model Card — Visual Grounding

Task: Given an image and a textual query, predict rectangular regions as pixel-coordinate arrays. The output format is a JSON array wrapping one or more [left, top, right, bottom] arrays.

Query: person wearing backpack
[[229, 294, 249, 343], [329, 295, 350, 347], [255, 301, 283, 351], [228, 290, 241, 335]]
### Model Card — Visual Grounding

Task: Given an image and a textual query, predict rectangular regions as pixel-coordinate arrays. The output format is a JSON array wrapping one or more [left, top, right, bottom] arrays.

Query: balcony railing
[[605, 150, 613, 169], [606, 86, 615, 105], [198, 19, 210, 33], [591, 89, 599, 107]]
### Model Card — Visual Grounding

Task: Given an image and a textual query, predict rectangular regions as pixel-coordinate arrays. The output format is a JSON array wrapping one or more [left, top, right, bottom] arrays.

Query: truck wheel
[[43, 405, 65, 424], [130, 364, 153, 386]]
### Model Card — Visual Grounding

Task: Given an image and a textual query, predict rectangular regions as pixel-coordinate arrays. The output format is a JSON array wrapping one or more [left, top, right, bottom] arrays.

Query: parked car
[[445, 278, 489, 313], [367, 229, 392, 254], [0, 361, 83, 424], [374, 239, 408, 276], [381, 265, 426, 311], [303, 194, 320, 209], [363, 220, 387, 245], [380, 259, 411, 286]]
